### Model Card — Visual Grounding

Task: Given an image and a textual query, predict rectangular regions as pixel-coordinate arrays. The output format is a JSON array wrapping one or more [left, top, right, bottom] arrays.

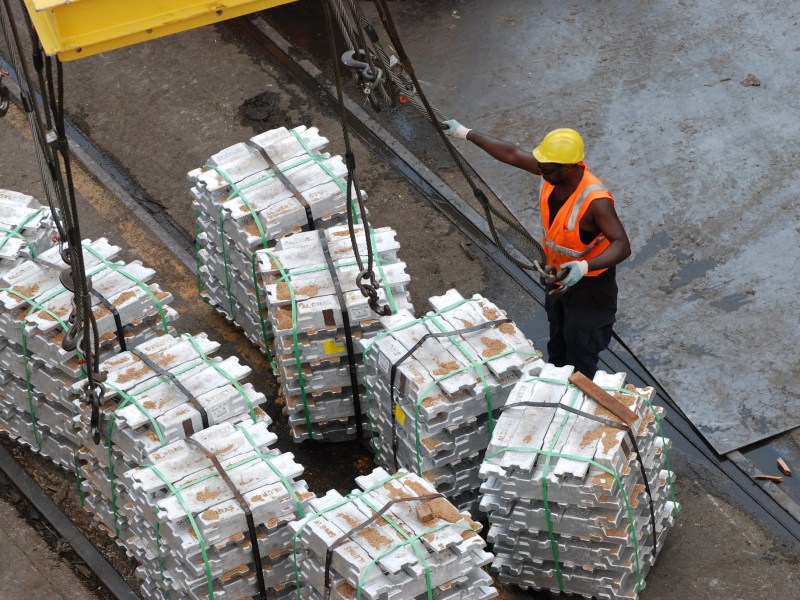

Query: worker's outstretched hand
[[556, 260, 589, 287], [441, 119, 471, 139]]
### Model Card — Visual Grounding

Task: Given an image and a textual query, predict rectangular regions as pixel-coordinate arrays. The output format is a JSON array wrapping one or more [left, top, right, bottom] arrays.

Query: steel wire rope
[[2, 0, 106, 442], [330, 0, 443, 120], [355, 4, 794, 535], [369, 0, 546, 273], [328, 1, 544, 272], [321, 0, 390, 316], [329, 0, 392, 110], [357, 2, 700, 436], [0, 1, 65, 242]]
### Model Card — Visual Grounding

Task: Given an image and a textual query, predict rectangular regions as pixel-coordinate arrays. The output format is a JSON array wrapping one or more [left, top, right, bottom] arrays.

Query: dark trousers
[[544, 267, 617, 378]]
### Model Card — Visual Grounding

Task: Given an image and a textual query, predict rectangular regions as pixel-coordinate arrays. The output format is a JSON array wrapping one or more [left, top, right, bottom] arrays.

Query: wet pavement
[[1, 1, 800, 598], [0, 494, 99, 600], [332, 0, 800, 456]]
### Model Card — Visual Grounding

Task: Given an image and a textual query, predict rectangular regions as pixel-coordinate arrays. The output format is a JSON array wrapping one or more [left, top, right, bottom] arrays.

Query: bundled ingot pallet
[[478, 364, 679, 599]]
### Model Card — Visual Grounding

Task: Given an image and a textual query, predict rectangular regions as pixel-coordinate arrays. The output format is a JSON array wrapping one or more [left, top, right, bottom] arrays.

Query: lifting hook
[[341, 50, 384, 111]]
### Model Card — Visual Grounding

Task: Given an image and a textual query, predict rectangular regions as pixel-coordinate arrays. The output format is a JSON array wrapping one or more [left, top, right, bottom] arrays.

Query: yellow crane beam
[[23, 0, 298, 62]]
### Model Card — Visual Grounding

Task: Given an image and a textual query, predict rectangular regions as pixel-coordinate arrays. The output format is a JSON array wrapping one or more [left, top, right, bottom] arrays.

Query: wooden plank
[[754, 475, 784, 483], [568, 372, 638, 426]]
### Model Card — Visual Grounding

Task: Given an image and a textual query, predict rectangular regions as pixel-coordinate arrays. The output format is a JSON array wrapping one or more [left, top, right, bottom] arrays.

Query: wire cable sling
[[321, 0, 391, 317], [369, 0, 546, 272], [1, 0, 107, 443]]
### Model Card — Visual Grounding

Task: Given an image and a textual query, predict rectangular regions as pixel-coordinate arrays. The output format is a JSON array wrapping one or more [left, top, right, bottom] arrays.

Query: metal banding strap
[[89, 287, 126, 351], [566, 183, 607, 231], [322, 493, 445, 600], [129, 349, 209, 430], [318, 230, 364, 439], [185, 437, 267, 600], [505, 398, 658, 564], [244, 140, 315, 231], [388, 318, 511, 470]]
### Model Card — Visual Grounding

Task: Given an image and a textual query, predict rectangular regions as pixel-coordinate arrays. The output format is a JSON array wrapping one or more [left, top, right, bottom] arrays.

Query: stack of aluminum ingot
[[255, 224, 413, 442], [479, 364, 679, 600], [359, 288, 544, 512], [0, 189, 57, 271], [71, 331, 269, 539], [191, 126, 352, 355], [0, 237, 177, 472], [289, 467, 498, 600], [120, 418, 313, 600]]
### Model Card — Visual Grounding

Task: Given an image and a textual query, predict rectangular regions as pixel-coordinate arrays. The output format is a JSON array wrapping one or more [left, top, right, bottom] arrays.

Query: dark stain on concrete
[[710, 292, 753, 312], [238, 90, 286, 130]]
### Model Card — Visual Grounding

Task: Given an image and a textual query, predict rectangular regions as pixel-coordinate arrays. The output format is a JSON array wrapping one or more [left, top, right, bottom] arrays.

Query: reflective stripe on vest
[[539, 164, 614, 276], [566, 183, 607, 231]]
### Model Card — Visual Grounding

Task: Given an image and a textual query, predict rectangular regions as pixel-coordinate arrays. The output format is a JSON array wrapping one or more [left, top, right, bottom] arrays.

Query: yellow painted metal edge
[[23, 0, 297, 61]]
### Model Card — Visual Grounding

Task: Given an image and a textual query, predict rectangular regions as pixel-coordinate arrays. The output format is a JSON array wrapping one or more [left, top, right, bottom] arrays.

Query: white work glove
[[442, 119, 471, 139], [556, 260, 589, 287]]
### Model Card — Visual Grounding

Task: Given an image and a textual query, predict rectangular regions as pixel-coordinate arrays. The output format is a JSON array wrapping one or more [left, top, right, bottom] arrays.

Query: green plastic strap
[[205, 163, 269, 244], [82, 244, 169, 333], [145, 464, 215, 600], [524, 378, 679, 517], [72, 451, 85, 505], [291, 472, 408, 599], [286, 128, 357, 224], [540, 382, 581, 591], [0, 207, 43, 256], [263, 250, 312, 437], [355, 519, 473, 600], [203, 164, 268, 318], [409, 348, 540, 475], [596, 385, 679, 516], [250, 251, 277, 370], [427, 315, 494, 433], [354, 494, 446, 600], [203, 140, 342, 332], [181, 333, 258, 423], [485, 444, 644, 593], [2, 286, 83, 450], [105, 380, 166, 536], [287, 129, 348, 194], [235, 424, 305, 518]]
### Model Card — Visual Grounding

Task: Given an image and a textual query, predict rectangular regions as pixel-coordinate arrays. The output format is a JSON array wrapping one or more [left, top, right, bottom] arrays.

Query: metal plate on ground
[[377, 0, 800, 454]]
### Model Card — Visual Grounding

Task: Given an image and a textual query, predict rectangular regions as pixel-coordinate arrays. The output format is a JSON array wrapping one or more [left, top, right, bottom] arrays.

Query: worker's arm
[[442, 119, 542, 175], [556, 198, 631, 287], [583, 198, 631, 272]]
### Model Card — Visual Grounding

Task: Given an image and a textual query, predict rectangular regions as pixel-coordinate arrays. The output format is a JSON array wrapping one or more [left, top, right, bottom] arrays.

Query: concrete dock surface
[[1, 1, 799, 598]]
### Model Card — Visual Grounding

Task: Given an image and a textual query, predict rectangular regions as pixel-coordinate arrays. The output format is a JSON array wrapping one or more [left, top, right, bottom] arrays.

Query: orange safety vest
[[539, 163, 613, 276]]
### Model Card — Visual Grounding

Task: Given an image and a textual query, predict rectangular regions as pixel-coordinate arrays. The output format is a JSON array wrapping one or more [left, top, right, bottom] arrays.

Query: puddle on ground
[[710, 292, 754, 312]]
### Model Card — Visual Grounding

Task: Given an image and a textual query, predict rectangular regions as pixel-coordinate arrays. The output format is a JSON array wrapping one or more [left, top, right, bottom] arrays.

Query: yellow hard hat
[[532, 128, 585, 164]]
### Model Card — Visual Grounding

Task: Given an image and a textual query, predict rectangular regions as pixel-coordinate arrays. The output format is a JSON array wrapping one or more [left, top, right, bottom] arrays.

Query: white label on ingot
[[210, 403, 232, 422], [350, 304, 371, 321]]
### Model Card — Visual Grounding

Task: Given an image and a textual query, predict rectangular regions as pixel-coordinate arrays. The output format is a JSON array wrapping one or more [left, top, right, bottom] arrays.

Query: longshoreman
[[443, 122, 631, 377]]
